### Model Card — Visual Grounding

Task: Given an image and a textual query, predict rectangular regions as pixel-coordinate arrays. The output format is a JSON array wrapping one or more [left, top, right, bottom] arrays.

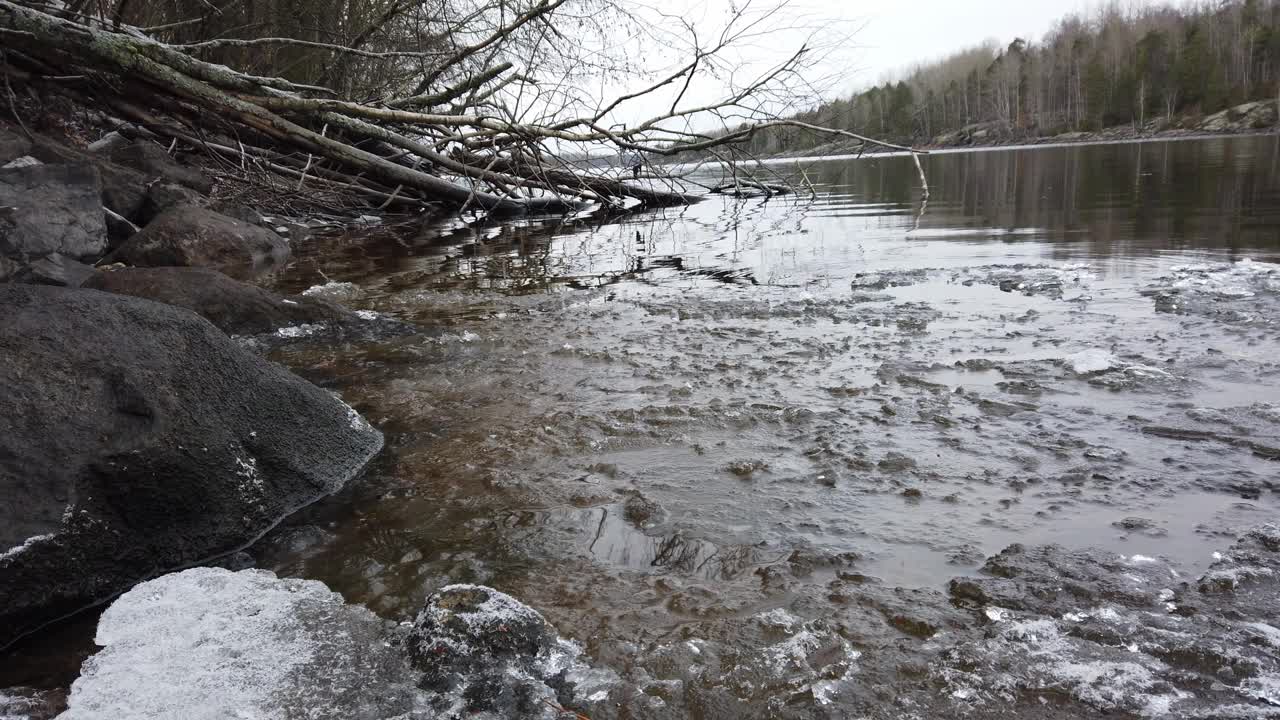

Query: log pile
[[0, 0, 923, 218]]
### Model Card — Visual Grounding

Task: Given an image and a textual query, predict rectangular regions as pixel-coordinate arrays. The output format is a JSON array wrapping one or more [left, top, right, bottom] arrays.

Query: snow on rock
[[58, 568, 423, 720]]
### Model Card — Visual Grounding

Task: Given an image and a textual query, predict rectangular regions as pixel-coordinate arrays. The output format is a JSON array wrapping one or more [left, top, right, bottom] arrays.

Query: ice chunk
[[1067, 349, 1118, 374], [300, 281, 361, 302], [274, 323, 324, 339]]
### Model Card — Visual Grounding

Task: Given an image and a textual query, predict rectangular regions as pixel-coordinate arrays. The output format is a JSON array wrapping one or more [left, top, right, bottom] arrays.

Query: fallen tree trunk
[[0, 0, 928, 218]]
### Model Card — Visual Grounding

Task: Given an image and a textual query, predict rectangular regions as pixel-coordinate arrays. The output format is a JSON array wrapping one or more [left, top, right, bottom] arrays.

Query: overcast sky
[[577, 0, 1172, 133], [845, 0, 1173, 89]]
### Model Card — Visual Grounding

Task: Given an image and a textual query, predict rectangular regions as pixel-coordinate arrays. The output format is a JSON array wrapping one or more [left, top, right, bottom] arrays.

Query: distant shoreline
[[751, 127, 1280, 164], [757, 101, 1280, 161]]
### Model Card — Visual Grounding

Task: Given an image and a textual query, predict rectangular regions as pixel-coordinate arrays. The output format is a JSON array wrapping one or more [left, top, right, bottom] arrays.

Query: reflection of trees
[[852, 139, 1280, 260]]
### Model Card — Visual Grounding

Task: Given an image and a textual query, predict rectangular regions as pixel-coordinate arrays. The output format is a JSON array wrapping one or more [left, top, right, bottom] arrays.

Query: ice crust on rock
[[58, 567, 424, 720], [937, 524, 1280, 718]]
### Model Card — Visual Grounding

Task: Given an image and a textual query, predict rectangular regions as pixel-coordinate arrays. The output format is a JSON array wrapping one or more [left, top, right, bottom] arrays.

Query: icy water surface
[[251, 137, 1280, 718], [8, 136, 1280, 718]]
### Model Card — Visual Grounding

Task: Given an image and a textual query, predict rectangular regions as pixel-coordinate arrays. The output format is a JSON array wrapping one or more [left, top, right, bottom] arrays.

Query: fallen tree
[[0, 0, 927, 217]]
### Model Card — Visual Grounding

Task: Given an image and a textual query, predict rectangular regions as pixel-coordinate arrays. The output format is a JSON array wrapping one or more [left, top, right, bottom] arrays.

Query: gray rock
[[83, 266, 347, 334], [86, 131, 129, 154], [84, 266, 416, 340], [112, 205, 290, 279], [948, 543, 1172, 614], [108, 141, 213, 195], [0, 284, 383, 648], [2, 155, 41, 169], [26, 133, 148, 221], [0, 162, 107, 266], [9, 253, 98, 287], [0, 127, 32, 165], [407, 585, 563, 716], [103, 208, 140, 247], [207, 200, 265, 226], [136, 182, 203, 229]]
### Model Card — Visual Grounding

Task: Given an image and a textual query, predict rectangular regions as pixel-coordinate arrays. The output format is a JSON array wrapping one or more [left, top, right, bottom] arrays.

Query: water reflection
[[278, 136, 1280, 300]]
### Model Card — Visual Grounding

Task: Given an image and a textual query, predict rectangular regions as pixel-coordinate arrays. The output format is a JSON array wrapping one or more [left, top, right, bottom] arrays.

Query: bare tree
[[0, 0, 926, 217]]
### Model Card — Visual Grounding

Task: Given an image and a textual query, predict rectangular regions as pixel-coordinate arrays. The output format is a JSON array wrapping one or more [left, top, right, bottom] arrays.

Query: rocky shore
[[0, 119, 413, 713]]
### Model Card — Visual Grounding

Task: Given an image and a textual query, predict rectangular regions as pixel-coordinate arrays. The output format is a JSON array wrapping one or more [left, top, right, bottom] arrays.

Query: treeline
[[736, 0, 1280, 153]]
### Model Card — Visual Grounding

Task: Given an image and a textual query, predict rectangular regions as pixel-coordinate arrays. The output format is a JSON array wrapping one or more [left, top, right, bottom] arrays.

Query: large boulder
[[0, 284, 383, 648], [84, 267, 360, 336], [111, 205, 290, 279], [0, 163, 107, 278]]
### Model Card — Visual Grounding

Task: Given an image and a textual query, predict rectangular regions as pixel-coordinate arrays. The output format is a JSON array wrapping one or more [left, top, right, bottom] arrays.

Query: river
[[8, 135, 1280, 718]]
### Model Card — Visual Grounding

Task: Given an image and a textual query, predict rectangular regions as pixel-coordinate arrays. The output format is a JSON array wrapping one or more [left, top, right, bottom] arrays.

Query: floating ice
[[1067, 349, 1119, 374]]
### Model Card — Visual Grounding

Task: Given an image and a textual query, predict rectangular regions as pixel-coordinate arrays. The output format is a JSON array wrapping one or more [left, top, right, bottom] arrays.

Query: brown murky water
[[7, 136, 1280, 718]]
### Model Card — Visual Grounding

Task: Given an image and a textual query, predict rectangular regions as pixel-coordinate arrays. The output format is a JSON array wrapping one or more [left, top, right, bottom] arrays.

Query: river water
[[9, 136, 1280, 718]]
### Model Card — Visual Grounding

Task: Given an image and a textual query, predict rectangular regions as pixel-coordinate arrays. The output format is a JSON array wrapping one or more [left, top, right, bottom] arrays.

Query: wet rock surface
[[0, 284, 383, 648], [931, 525, 1280, 718], [407, 585, 610, 718], [83, 266, 412, 341], [110, 204, 290, 279], [0, 163, 106, 275]]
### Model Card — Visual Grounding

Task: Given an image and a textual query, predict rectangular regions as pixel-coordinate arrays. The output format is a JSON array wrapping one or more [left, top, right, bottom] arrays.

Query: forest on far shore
[[731, 0, 1280, 154]]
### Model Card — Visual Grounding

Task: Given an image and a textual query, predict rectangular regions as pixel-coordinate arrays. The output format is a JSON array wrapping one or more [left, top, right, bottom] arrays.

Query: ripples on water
[[12, 137, 1280, 718]]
